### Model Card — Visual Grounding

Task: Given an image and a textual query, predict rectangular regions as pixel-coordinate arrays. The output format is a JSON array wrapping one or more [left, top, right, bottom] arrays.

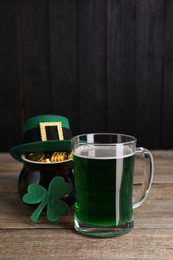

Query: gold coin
[[27, 152, 45, 162], [55, 152, 62, 161], [55, 152, 60, 161], [60, 152, 68, 161], [26, 151, 72, 163], [50, 152, 67, 162], [68, 152, 73, 159], [42, 158, 51, 163], [51, 152, 58, 162]]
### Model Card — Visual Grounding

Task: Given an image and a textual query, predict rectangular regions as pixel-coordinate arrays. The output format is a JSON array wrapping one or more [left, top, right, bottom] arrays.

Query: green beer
[[73, 146, 135, 227]]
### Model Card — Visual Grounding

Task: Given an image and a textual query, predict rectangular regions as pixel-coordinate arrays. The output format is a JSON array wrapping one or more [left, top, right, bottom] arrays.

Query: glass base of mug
[[74, 217, 134, 237]]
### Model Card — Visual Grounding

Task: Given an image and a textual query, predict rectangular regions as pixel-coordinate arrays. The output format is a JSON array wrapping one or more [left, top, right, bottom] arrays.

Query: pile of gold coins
[[26, 152, 73, 163]]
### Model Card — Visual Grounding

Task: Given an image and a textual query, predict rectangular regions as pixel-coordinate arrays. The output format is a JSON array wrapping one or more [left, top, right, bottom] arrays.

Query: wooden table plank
[[0, 228, 173, 259], [0, 151, 173, 259]]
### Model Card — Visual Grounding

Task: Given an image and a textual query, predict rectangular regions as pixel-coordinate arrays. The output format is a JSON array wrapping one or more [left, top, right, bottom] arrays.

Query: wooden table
[[0, 151, 173, 259]]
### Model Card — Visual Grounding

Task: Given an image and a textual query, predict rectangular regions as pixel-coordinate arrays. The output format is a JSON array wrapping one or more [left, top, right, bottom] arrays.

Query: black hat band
[[23, 125, 72, 144]]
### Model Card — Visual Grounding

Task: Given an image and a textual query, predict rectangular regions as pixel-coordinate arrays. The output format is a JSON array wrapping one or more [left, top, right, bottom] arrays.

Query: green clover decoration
[[23, 176, 72, 223]]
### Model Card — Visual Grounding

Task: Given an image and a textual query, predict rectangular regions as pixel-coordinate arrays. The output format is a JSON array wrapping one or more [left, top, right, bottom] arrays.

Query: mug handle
[[133, 147, 154, 209]]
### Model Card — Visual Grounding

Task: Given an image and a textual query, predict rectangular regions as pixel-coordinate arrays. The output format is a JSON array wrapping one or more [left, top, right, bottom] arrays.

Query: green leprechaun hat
[[9, 114, 72, 162]]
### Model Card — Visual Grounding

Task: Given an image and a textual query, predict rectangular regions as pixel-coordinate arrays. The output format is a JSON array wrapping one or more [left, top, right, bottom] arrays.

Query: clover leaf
[[23, 176, 72, 223]]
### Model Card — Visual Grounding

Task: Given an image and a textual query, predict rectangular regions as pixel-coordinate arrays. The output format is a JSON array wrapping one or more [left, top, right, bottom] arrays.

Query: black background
[[0, 0, 173, 152]]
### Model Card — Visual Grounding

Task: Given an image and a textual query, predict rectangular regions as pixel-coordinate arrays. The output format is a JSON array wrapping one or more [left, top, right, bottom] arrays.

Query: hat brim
[[9, 140, 71, 162]]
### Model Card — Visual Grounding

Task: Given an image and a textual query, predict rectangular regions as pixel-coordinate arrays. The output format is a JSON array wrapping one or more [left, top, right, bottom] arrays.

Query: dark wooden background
[[0, 0, 173, 152]]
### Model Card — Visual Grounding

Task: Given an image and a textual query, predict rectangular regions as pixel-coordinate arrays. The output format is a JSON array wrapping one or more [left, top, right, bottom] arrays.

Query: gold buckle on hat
[[39, 122, 64, 141]]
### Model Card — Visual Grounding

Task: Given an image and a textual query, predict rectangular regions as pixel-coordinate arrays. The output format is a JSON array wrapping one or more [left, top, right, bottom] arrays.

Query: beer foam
[[73, 145, 135, 159]]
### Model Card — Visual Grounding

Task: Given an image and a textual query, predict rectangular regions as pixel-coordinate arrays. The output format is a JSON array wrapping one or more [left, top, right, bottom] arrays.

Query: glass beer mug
[[71, 133, 154, 237]]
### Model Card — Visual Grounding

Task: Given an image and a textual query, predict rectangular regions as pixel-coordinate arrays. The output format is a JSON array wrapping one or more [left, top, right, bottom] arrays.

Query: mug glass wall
[[71, 133, 154, 237]]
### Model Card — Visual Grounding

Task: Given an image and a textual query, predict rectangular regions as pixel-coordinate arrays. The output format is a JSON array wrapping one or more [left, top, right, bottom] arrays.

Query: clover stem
[[31, 201, 47, 223]]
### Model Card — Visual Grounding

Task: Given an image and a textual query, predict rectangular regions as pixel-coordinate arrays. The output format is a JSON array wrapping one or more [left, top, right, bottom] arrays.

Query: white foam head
[[73, 145, 135, 159]]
